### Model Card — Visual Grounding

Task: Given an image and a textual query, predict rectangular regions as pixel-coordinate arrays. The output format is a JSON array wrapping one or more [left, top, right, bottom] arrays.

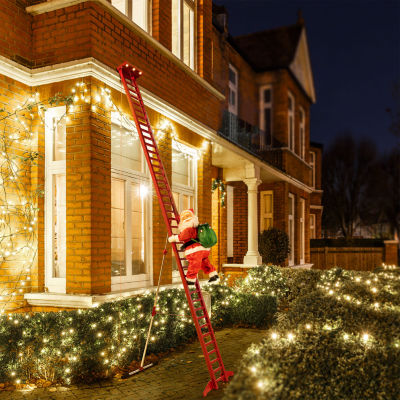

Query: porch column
[[243, 177, 262, 265]]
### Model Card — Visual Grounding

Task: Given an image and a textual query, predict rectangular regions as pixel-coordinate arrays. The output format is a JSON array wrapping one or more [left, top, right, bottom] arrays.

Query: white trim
[[299, 198, 305, 264], [310, 205, 323, 210], [310, 213, 316, 239], [25, 0, 221, 99], [299, 106, 305, 159], [309, 150, 316, 188], [24, 280, 210, 308], [0, 56, 314, 193], [288, 91, 295, 152]]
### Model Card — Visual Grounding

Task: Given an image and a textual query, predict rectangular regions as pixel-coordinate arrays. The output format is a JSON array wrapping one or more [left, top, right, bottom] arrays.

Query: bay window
[[111, 112, 151, 290]]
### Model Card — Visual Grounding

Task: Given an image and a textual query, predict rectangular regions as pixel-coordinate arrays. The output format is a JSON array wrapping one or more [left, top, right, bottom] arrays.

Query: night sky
[[214, 0, 400, 153]]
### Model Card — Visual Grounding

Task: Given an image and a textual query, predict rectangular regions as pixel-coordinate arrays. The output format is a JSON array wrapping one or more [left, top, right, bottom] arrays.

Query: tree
[[322, 135, 378, 238]]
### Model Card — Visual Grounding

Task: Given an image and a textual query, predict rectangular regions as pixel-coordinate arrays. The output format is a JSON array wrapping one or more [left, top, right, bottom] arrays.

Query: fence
[[310, 239, 399, 271]]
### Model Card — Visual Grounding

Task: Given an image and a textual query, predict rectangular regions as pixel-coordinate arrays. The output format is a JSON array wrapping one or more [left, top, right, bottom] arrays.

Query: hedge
[[223, 265, 400, 400], [0, 284, 276, 385]]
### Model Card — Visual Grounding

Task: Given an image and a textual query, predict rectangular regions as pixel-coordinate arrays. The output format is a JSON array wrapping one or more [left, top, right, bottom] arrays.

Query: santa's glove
[[168, 235, 179, 243]]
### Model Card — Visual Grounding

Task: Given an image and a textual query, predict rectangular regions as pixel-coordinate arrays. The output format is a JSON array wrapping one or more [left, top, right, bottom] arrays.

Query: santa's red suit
[[168, 209, 218, 283]]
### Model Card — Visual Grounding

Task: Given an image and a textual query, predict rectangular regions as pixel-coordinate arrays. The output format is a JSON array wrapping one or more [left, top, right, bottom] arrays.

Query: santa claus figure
[[168, 209, 219, 285]]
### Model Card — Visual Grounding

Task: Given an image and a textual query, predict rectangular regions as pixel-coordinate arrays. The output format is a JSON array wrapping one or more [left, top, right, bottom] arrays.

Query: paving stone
[[0, 328, 266, 400]]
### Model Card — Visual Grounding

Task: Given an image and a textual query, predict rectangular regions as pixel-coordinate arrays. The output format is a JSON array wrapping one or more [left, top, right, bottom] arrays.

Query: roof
[[233, 24, 303, 71]]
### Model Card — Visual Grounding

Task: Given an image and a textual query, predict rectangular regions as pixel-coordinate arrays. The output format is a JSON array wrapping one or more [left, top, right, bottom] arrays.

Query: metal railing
[[218, 110, 285, 172]]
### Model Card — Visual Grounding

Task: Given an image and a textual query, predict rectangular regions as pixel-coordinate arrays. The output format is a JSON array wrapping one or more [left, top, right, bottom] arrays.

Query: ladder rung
[[200, 323, 208, 329], [197, 315, 205, 320], [210, 358, 219, 364], [205, 340, 213, 346], [208, 349, 216, 355], [214, 366, 222, 373], [216, 375, 224, 382], [195, 306, 204, 312]]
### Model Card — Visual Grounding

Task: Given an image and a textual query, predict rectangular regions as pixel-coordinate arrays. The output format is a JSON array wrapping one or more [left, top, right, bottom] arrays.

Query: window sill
[[24, 280, 209, 309]]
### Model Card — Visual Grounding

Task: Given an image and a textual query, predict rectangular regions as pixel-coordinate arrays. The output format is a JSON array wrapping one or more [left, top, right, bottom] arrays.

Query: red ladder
[[117, 62, 233, 397]]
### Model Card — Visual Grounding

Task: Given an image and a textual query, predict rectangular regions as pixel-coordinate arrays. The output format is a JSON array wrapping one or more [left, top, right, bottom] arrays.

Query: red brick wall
[[0, 0, 32, 66], [27, 2, 221, 131], [152, 0, 172, 50]]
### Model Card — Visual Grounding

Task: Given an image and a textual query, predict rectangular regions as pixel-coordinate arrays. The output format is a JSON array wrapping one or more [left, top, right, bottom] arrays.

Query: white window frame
[[299, 198, 305, 264], [260, 190, 273, 232], [228, 64, 238, 115], [288, 91, 295, 152], [288, 193, 295, 266], [310, 213, 316, 239], [111, 0, 152, 32], [299, 107, 305, 159], [310, 151, 316, 188], [259, 85, 273, 149], [45, 106, 67, 293], [172, 0, 196, 70], [111, 112, 152, 291], [171, 140, 198, 282], [227, 186, 234, 258]]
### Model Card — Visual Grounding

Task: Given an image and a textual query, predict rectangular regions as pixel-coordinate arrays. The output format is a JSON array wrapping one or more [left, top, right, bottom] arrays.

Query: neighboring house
[[309, 142, 323, 239], [0, 0, 321, 313]]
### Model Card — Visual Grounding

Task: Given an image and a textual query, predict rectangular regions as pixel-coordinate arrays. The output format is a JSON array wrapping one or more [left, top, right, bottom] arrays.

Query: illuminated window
[[310, 213, 316, 239], [172, 0, 196, 69], [171, 140, 197, 278], [259, 86, 272, 148], [45, 107, 67, 293], [299, 198, 305, 264], [111, 0, 151, 32], [111, 112, 150, 290], [260, 191, 273, 232]]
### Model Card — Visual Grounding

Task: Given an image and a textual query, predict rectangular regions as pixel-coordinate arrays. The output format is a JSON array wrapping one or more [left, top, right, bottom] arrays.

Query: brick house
[[0, 0, 321, 312]]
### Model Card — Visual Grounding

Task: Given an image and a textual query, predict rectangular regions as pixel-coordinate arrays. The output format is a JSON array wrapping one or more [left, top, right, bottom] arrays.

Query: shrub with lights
[[223, 265, 400, 400], [0, 285, 276, 385]]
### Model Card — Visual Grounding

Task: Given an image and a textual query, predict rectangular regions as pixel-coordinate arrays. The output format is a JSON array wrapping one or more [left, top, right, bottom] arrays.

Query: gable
[[289, 29, 316, 103]]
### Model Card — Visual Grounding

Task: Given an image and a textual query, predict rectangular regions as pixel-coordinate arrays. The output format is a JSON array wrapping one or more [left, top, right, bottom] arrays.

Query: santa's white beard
[[178, 216, 199, 232]]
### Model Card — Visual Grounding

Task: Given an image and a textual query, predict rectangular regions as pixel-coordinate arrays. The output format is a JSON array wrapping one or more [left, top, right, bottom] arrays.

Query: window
[[288, 193, 295, 266], [260, 191, 273, 232], [288, 92, 295, 152], [172, 0, 196, 69], [299, 198, 305, 264], [45, 107, 67, 293], [309, 151, 316, 188], [111, 0, 151, 32], [299, 107, 305, 158], [111, 112, 151, 290], [171, 140, 197, 279], [310, 213, 316, 239], [259, 86, 272, 148], [228, 64, 238, 115]]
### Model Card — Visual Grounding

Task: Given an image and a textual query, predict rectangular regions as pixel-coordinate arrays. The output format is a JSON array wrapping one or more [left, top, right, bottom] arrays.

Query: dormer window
[[111, 0, 151, 32], [172, 0, 196, 70]]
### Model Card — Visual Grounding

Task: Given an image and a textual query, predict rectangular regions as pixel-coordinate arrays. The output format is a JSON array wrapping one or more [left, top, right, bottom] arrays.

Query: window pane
[[263, 89, 271, 103], [264, 108, 271, 143], [264, 218, 272, 230], [132, 0, 147, 31], [172, 0, 180, 57], [111, 179, 126, 276], [112, 0, 126, 15], [172, 149, 190, 186], [131, 183, 146, 274], [53, 174, 66, 278], [183, 2, 194, 68], [288, 96, 293, 110], [264, 193, 272, 213], [111, 124, 142, 171], [53, 116, 66, 161], [229, 67, 236, 84]]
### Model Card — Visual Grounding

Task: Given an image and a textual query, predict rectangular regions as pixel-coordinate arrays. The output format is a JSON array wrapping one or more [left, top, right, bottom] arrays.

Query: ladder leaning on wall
[[117, 62, 234, 397]]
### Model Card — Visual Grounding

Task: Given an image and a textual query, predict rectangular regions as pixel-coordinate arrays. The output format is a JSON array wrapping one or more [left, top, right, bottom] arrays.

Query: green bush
[[0, 285, 277, 385], [223, 266, 400, 400], [258, 228, 290, 264]]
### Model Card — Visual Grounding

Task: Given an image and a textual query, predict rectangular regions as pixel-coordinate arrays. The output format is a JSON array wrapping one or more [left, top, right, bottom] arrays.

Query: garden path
[[0, 328, 266, 400]]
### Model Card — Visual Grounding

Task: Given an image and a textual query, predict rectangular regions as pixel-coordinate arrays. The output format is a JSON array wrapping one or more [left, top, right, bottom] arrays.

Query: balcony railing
[[218, 111, 285, 172]]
